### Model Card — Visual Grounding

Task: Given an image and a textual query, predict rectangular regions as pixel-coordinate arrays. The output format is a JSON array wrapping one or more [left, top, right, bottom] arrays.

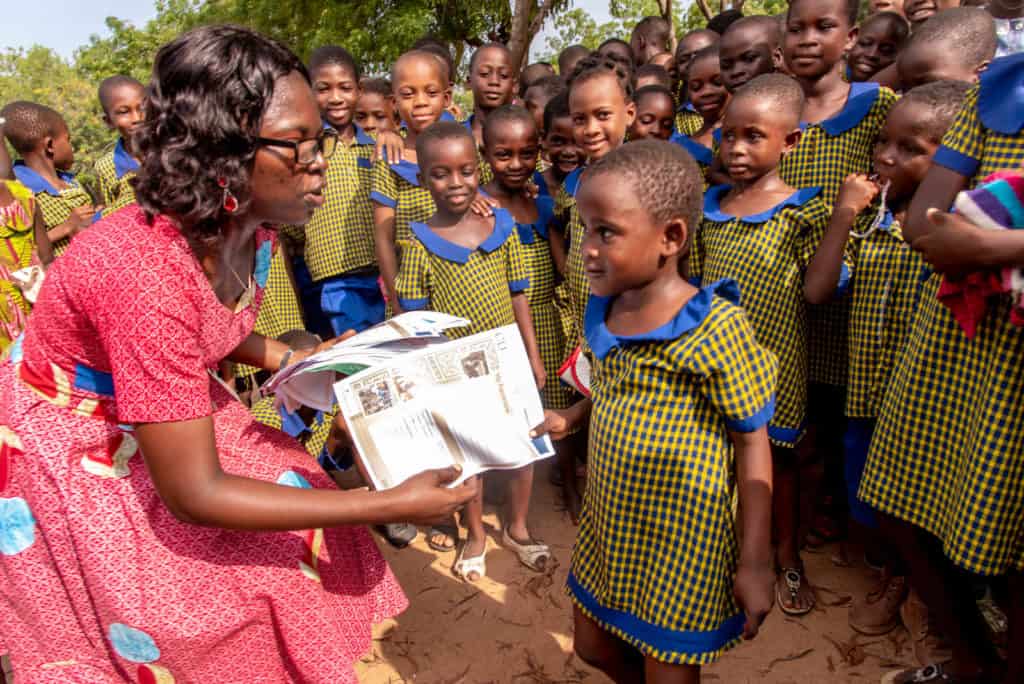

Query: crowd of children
[[2, 1, 1024, 681]]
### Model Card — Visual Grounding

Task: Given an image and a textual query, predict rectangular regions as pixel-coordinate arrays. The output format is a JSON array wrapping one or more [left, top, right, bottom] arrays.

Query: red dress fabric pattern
[[0, 207, 406, 683]]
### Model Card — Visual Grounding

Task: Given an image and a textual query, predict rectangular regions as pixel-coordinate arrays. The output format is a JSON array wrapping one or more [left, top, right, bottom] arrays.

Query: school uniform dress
[[780, 81, 898, 388], [301, 125, 383, 337], [0, 207, 406, 682], [93, 138, 138, 216], [693, 186, 834, 448], [669, 131, 717, 190], [395, 208, 528, 338], [12, 162, 98, 257], [517, 196, 571, 409], [553, 168, 588, 352], [0, 181, 38, 351], [860, 56, 1024, 575], [461, 114, 495, 185], [250, 396, 349, 472], [567, 280, 778, 665], [675, 103, 704, 138]]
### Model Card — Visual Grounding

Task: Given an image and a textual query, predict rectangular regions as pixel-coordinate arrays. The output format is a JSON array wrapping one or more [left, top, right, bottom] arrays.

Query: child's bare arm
[[511, 292, 545, 389], [904, 165, 967, 243], [731, 426, 774, 639], [48, 204, 96, 245], [531, 398, 592, 442], [549, 225, 567, 275], [33, 205, 53, 266], [805, 174, 878, 304], [373, 203, 402, 314]]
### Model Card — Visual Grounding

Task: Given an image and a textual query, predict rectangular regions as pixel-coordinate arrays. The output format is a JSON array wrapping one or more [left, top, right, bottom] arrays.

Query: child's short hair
[[599, 38, 633, 57], [543, 90, 571, 133], [860, 11, 910, 46], [98, 75, 144, 114], [558, 45, 592, 75], [308, 45, 361, 81], [724, 15, 783, 46], [469, 42, 512, 72], [415, 120, 475, 167], [360, 77, 392, 98], [707, 9, 745, 34], [391, 49, 449, 88], [520, 62, 557, 95], [568, 54, 635, 100], [908, 8, 997, 70], [633, 16, 671, 49], [633, 84, 675, 108], [895, 80, 971, 141], [411, 37, 454, 82], [482, 104, 537, 147], [787, 0, 860, 27], [525, 75, 565, 102], [635, 64, 672, 90], [685, 44, 721, 79], [731, 73, 805, 128], [0, 101, 65, 156], [584, 139, 703, 234]]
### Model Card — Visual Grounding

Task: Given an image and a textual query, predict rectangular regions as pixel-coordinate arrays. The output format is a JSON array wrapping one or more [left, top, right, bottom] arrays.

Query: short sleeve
[[694, 305, 778, 432], [505, 229, 529, 293], [396, 238, 430, 310], [370, 159, 398, 208], [90, 257, 212, 424], [933, 86, 982, 179]]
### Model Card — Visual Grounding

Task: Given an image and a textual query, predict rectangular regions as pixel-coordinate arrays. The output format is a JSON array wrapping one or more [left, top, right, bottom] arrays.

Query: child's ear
[[624, 99, 637, 127], [771, 47, 784, 71], [844, 26, 859, 53], [42, 136, 55, 160], [444, 84, 453, 109], [662, 217, 688, 258], [102, 112, 114, 130], [783, 127, 803, 156]]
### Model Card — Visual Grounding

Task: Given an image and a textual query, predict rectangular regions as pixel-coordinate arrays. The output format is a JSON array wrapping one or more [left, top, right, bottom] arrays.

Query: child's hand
[[910, 208, 988, 275], [373, 130, 404, 164], [531, 409, 574, 442], [524, 179, 539, 200], [531, 356, 547, 390], [733, 562, 774, 639], [470, 192, 499, 217], [836, 173, 880, 215], [67, 205, 97, 236]]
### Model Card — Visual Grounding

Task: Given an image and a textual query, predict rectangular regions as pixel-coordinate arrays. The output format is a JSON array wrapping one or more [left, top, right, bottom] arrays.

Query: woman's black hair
[[131, 24, 308, 245]]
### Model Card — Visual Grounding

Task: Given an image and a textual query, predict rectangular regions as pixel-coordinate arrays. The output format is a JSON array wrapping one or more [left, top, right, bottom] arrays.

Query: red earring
[[217, 177, 238, 213]]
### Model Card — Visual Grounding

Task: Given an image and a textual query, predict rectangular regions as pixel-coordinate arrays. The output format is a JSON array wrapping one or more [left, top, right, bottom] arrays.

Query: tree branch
[[694, 0, 713, 20]]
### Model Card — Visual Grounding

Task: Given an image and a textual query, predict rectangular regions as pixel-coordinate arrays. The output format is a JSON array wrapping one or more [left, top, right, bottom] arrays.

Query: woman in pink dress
[[0, 25, 477, 683]]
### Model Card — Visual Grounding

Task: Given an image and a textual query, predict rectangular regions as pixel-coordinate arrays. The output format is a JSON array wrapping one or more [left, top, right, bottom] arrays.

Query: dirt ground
[[356, 464, 920, 684]]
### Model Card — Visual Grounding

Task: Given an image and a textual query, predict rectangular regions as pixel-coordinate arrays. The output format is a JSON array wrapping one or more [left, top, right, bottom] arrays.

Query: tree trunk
[[657, 0, 677, 52], [694, 0, 713, 21], [508, 0, 560, 71]]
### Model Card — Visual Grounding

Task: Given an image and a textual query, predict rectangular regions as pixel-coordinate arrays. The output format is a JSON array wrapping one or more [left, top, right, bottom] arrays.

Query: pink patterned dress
[[0, 207, 407, 683]]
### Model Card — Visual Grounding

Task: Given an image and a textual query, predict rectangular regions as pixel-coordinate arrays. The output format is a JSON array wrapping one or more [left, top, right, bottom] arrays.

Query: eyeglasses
[[255, 129, 338, 165]]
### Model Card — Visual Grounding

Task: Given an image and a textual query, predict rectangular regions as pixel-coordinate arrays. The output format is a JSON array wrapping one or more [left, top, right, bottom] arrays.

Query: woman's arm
[[511, 292, 545, 389], [135, 417, 478, 530], [903, 165, 968, 243], [373, 204, 403, 315], [228, 332, 292, 372]]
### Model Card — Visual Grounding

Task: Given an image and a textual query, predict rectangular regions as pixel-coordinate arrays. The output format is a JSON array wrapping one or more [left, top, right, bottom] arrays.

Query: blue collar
[[677, 101, 698, 114], [516, 195, 555, 244], [532, 169, 550, 197], [669, 133, 713, 165], [411, 207, 514, 263], [877, 208, 895, 232], [388, 158, 421, 186], [703, 184, 822, 224], [113, 138, 139, 179], [801, 82, 879, 137], [462, 114, 475, 131], [323, 120, 376, 145], [585, 278, 741, 360], [12, 162, 77, 196], [278, 404, 324, 439], [564, 166, 585, 198], [978, 52, 1024, 135]]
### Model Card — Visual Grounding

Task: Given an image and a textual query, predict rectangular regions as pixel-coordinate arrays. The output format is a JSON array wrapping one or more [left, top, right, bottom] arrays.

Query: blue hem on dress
[[369, 190, 397, 208], [933, 146, 981, 178], [669, 134, 713, 165], [398, 297, 429, 310], [726, 396, 776, 433], [768, 421, 805, 446]]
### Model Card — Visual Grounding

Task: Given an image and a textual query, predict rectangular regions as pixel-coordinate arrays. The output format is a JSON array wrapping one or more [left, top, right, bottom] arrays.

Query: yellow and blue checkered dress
[[780, 82, 898, 386], [861, 61, 1024, 575], [12, 162, 95, 257], [370, 157, 436, 250], [675, 104, 704, 138], [693, 186, 832, 448], [843, 209, 926, 419], [568, 279, 777, 665], [395, 208, 529, 338], [553, 169, 589, 354], [93, 138, 138, 217], [302, 126, 377, 282], [669, 133, 716, 190], [235, 244, 305, 381], [462, 114, 495, 185], [517, 196, 571, 408], [250, 395, 334, 463]]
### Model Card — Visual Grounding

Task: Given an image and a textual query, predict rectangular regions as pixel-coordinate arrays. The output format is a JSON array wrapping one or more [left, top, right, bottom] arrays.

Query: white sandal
[[502, 527, 552, 572], [453, 543, 487, 582]]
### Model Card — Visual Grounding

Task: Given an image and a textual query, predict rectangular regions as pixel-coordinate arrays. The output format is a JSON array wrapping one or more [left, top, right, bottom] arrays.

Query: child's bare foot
[[561, 480, 582, 525]]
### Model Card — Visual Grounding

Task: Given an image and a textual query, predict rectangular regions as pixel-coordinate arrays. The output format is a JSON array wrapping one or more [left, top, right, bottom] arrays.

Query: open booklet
[[261, 312, 554, 489]]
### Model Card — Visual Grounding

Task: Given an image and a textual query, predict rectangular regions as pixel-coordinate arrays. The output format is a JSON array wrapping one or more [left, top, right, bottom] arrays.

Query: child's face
[[847, 21, 903, 82], [676, 32, 718, 80], [484, 119, 539, 191], [51, 125, 74, 171], [599, 42, 634, 70], [629, 93, 675, 141], [394, 56, 450, 135], [420, 137, 479, 215], [523, 85, 553, 132], [896, 42, 979, 89], [544, 115, 583, 177], [469, 46, 516, 112], [686, 55, 729, 123], [903, 0, 958, 27], [354, 92, 394, 136], [312, 63, 359, 131], [569, 73, 635, 161], [873, 99, 941, 201], [784, 0, 857, 80], [869, 0, 905, 15], [103, 83, 146, 139], [720, 97, 799, 183], [720, 27, 780, 92], [578, 173, 684, 297]]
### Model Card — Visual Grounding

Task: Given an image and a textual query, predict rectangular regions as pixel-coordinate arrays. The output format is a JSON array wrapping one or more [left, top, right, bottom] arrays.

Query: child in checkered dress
[[396, 121, 549, 583], [858, 53, 1024, 684], [671, 46, 728, 182], [693, 75, 834, 618], [2, 101, 99, 257], [674, 29, 720, 135], [463, 43, 516, 185], [93, 76, 144, 217], [537, 91, 582, 207], [371, 49, 451, 314], [804, 81, 969, 639], [535, 140, 775, 680]]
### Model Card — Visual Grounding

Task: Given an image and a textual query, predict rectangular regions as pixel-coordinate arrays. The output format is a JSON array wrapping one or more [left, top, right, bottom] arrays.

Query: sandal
[[777, 566, 815, 616], [375, 523, 417, 549], [880, 662, 985, 684], [427, 523, 458, 552], [501, 527, 552, 572], [453, 542, 487, 582]]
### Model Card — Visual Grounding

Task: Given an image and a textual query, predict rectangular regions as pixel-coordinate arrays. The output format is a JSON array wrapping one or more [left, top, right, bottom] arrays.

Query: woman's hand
[[287, 331, 356, 367], [389, 467, 479, 525], [733, 561, 774, 639], [910, 208, 990, 275]]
